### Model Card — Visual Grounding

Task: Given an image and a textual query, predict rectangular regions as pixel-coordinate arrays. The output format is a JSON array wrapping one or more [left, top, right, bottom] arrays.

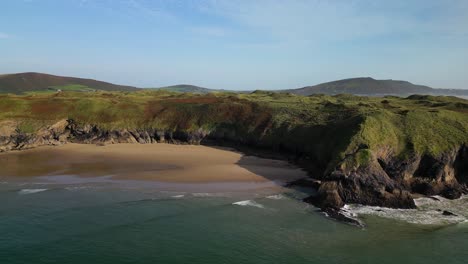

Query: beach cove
[[1, 143, 468, 263], [0, 143, 307, 188]]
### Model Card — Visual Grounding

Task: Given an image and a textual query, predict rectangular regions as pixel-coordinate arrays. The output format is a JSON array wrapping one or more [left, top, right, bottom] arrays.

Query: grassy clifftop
[[1, 91, 467, 208], [1, 91, 466, 167]]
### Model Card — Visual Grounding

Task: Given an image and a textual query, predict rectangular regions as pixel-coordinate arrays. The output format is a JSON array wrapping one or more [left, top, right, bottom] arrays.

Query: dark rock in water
[[286, 178, 321, 189], [441, 188, 463, 200], [323, 208, 365, 228], [463, 186, 468, 195], [442, 210, 458, 216], [304, 181, 344, 209]]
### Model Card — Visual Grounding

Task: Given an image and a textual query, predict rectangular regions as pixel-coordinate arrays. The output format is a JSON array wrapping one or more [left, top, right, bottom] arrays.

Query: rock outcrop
[[1, 119, 467, 213], [0, 120, 69, 152], [306, 144, 468, 210], [0, 119, 213, 152]]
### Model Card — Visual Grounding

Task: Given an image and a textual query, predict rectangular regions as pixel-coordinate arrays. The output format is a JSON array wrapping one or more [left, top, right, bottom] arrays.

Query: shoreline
[[0, 143, 308, 186]]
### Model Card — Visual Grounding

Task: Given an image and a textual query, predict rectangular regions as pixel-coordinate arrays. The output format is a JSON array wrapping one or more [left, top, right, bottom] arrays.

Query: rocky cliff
[[0, 92, 467, 212], [1, 117, 466, 212], [306, 144, 468, 210]]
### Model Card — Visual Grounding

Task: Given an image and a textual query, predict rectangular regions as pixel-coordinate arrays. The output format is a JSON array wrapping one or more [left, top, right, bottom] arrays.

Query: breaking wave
[[266, 194, 284, 200], [345, 195, 468, 225], [232, 200, 264, 208], [18, 189, 48, 195], [192, 193, 227, 197]]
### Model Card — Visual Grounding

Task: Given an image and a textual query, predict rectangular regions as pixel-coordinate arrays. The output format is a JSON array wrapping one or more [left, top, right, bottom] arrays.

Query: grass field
[[1, 91, 467, 173], [48, 84, 96, 92]]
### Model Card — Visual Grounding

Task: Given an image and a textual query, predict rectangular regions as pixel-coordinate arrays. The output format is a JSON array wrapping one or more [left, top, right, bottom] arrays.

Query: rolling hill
[[0, 72, 140, 94], [152, 84, 218, 93], [287, 77, 468, 96], [2, 72, 467, 97]]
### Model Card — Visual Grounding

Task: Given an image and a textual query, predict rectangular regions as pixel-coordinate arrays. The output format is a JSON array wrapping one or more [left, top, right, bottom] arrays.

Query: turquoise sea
[[1, 176, 468, 264]]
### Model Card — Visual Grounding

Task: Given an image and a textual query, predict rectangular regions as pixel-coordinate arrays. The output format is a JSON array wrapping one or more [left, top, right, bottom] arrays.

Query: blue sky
[[1, 0, 468, 90]]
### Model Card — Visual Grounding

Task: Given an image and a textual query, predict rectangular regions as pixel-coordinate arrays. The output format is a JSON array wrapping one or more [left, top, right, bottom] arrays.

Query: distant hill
[[153, 84, 223, 93], [0, 72, 140, 94], [286, 77, 468, 96], [2, 73, 467, 97]]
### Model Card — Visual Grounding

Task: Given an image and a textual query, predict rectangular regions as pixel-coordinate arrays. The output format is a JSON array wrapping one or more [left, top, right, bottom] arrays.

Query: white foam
[[266, 194, 284, 200], [18, 189, 48, 195], [172, 195, 185, 198], [192, 193, 211, 197], [65, 186, 96, 191], [413, 196, 444, 207], [232, 200, 264, 208], [340, 204, 358, 218], [343, 195, 468, 225], [192, 193, 227, 197]]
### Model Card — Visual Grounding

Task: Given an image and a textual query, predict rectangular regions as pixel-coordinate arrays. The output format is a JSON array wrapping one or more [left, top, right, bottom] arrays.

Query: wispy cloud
[[190, 26, 228, 37], [2, 0, 468, 89], [0, 32, 10, 39], [78, 0, 179, 23], [198, 0, 468, 45], [126, 0, 178, 22]]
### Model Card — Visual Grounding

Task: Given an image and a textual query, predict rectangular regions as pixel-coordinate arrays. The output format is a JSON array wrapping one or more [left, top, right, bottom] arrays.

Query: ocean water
[[1, 178, 468, 264]]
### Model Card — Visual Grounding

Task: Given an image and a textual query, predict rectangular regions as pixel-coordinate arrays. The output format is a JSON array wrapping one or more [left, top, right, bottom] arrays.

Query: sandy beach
[[0, 143, 307, 184]]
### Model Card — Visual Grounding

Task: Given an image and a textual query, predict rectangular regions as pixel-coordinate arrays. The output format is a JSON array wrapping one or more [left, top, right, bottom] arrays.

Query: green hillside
[[152, 84, 217, 93], [0, 72, 140, 94], [288, 77, 468, 96]]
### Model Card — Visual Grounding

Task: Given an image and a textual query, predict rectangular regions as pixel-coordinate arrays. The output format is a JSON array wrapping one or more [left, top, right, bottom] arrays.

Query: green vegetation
[[289, 77, 468, 96], [0, 72, 139, 94], [49, 84, 96, 92], [1, 91, 467, 173], [152, 84, 218, 94]]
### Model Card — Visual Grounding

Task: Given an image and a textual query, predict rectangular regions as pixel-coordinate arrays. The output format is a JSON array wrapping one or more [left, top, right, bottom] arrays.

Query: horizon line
[[1, 71, 466, 91]]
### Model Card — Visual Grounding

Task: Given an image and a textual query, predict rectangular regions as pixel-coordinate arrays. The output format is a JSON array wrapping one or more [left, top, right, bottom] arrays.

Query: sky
[[1, 0, 468, 90]]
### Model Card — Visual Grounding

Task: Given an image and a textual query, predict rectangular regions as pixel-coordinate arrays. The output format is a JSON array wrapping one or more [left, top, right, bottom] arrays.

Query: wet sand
[[0, 143, 307, 184]]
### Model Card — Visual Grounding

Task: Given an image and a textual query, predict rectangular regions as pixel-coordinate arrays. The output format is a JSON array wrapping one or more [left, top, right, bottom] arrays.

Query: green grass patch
[[0, 91, 466, 170], [49, 84, 97, 92]]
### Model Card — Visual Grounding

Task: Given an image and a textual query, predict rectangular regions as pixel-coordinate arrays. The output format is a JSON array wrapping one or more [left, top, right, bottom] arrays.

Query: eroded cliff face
[[0, 120, 70, 152], [0, 119, 212, 152], [1, 119, 467, 212], [307, 145, 468, 210]]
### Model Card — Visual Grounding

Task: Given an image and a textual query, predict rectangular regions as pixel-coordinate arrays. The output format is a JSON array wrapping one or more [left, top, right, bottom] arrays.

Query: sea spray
[[346, 195, 468, 225], [232, 200, 264, 208], [18, 189, 48, 195], [266, 194, 284, 200]]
